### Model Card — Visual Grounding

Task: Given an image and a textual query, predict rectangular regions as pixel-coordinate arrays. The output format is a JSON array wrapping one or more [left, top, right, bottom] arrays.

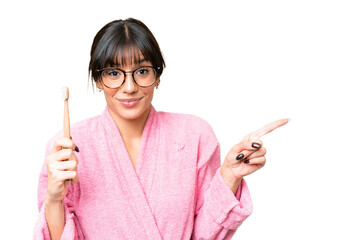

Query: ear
[[96, 81, 103, 91], [155, 79, 161, 89]]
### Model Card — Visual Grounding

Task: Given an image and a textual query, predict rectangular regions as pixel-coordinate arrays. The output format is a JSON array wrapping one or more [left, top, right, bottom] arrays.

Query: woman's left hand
[[220, 119, 289, 193]]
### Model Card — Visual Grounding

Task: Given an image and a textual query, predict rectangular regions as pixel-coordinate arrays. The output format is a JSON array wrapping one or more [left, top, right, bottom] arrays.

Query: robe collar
[[100, 104, 162, 239]]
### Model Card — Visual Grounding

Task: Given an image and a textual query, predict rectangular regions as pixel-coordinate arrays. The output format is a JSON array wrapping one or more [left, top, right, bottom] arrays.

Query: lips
[[118, 97, 143, 102], [116, 97, 144, 107]]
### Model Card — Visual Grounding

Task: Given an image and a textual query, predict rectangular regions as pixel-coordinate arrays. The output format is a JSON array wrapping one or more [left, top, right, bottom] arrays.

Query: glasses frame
[[97, 66, 161, 89]]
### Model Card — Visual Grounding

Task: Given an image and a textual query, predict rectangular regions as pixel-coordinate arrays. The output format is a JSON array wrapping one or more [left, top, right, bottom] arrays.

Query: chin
[[120, 111, 143, 120], [110, 104, 150, 122]]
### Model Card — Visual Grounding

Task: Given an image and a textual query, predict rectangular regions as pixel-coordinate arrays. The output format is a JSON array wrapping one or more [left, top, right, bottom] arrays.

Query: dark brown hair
[[88, 18, 165, 87]]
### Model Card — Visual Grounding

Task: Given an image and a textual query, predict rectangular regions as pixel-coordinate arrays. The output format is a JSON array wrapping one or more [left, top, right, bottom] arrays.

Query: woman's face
[[97, 57, 159, 123]]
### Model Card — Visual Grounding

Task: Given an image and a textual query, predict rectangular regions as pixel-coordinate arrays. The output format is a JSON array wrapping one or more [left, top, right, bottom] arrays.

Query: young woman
[[34, 18, 288, 240]]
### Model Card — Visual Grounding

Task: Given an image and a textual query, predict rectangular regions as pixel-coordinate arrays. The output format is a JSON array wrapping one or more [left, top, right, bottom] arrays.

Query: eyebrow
[[137, 58, 153, 65], [108, 58, 150, 68], [108, 59, 153, 70]]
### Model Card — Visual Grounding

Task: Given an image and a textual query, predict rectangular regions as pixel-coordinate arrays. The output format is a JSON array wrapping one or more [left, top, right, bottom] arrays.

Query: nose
[[121, 73, 138, 93]]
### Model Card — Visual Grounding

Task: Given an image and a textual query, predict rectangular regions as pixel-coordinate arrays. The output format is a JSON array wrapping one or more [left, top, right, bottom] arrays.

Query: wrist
[[220, 166, 242, 195], [45, 194, 64, 206]]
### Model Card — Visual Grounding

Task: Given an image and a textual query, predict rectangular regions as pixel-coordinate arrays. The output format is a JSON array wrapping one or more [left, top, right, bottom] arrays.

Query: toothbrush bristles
[[62, 87, 69, 100]]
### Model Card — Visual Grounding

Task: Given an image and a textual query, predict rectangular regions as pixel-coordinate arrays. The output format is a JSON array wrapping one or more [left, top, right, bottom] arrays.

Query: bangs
[[105, 45, 149, 68]]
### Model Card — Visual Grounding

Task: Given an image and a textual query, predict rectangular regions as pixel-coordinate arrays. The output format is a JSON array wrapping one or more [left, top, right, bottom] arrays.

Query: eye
[[109, 71, 118, 76], [135, 68, 150, 75], [103, 69, 122, 79]]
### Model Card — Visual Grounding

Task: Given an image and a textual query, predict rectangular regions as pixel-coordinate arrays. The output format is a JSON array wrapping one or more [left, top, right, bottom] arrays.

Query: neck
[[110, 107, 151, 142]]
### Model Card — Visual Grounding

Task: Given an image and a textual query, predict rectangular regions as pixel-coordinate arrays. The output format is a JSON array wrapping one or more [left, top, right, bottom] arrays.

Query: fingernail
[[244, 159, 250, 164], [252, 142, 261, 149], [236, 153, 244, 160], [75, 145, 80, 152]]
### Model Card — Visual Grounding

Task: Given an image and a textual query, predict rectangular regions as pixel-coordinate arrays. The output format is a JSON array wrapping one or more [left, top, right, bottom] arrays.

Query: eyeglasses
[[97, 66, 160, 88]]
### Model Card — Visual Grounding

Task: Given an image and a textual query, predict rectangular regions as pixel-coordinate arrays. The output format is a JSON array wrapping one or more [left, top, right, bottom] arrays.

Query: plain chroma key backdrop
[[0, 0, 359, 239]]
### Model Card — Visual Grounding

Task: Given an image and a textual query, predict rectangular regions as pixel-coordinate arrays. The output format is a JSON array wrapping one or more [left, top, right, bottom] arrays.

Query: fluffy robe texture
[[34, 106, 252, 239]]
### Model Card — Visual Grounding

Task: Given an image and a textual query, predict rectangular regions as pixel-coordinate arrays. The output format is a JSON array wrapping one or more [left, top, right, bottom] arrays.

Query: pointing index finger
[[250, 118, 289, 139]]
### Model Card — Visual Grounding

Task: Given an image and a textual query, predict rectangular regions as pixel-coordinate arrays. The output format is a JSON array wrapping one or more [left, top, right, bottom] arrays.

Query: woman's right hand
[[45, 137, 79, 202]]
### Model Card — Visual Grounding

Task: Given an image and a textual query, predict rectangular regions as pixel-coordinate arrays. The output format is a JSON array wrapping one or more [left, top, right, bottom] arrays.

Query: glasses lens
[[102, 69, 124, 88], [134, 67, 156, 87]]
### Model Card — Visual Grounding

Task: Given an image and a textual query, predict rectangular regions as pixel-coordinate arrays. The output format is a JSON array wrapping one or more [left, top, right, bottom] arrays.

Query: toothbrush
[[62, 87, 72, 183], [62, 87, 70, 139]]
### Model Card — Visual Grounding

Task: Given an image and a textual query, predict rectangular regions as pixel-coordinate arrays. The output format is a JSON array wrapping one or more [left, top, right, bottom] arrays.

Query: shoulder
[[70, 114, 101, 136], [157, 110, 217, 140], [158, 111, 212, 130], [45, 114, 101, 150]]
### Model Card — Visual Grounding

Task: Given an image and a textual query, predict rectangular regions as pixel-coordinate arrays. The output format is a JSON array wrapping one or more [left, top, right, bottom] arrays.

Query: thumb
[[64, 179, 72, 191]]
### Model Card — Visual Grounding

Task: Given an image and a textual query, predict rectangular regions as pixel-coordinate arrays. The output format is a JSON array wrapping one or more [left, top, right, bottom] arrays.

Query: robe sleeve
[[192, 121, 253, 240], [34, 139, 84, 240]]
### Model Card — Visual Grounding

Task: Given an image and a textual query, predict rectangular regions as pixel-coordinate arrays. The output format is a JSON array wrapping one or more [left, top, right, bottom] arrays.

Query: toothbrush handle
[[64, 99, 70, 139]]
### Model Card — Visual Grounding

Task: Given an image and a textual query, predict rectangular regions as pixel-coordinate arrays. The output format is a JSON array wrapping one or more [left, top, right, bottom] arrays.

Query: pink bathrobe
[[34, 106, 252, 239]]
